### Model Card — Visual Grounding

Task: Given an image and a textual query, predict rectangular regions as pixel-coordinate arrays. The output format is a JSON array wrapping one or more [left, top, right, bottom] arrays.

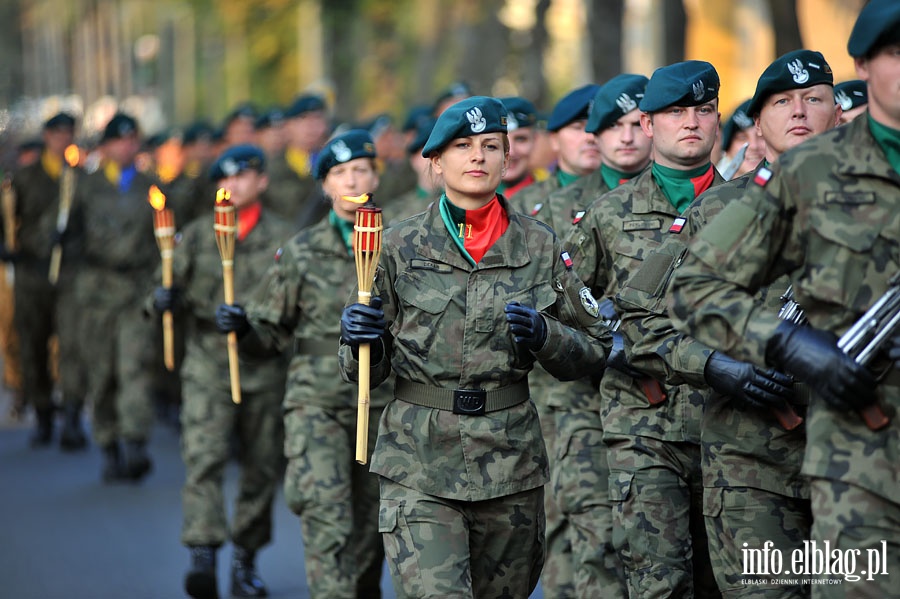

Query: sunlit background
[[0, 0, 866, 143]]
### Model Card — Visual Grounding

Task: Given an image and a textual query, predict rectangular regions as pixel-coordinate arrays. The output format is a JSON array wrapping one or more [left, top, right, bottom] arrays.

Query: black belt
[[292, 338, 336, 356], [394, 378, 529, 416]]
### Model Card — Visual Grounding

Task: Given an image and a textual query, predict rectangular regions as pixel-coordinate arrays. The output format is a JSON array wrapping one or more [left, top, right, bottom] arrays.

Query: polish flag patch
[[572, 210, 586, 224], [669, 217, 686, 234], [753, 167, 773, 187], [530, 203, 543, 216], [561, 251, 574, 269]]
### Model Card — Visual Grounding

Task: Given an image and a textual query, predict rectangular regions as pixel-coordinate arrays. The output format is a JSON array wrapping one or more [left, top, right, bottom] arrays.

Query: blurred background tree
[[0, 0, 866, 141]]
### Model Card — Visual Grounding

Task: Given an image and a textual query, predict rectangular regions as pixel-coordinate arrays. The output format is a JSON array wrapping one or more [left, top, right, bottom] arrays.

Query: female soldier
[[216, 130, 389, 598], [338, 96, 612, 598]]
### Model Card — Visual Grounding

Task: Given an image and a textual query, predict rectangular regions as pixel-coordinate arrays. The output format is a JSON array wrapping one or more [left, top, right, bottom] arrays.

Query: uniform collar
[[837, 115, 900, 184]]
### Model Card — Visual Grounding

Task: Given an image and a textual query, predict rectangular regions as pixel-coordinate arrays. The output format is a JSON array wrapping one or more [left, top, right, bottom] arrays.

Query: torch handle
[[161, 253, 175, 371], [48, 244, 63, 285], [223, 264, 242, 404], [356, 292, 372, 464]]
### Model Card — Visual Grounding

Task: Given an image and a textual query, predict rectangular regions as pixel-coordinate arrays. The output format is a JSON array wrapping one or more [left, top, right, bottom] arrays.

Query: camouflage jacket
[[508, 175, 560, 218], [264, 150, 324, 229], [339, 197, 612, 501], [565, 164, 725, 442], [513, 168, 612, 410], [171, 208, 291, 393], [385, 187, 439, 228], [668, 116, 899, 500], [248, 216, 391, 409], [616, 164, 806, 497], [68, 167, 161, 308]]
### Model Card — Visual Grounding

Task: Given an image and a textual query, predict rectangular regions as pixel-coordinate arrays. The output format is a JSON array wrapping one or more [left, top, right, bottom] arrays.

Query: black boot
[[59, 404, 87, 451], [101, 442, 126, 482], [230, 546, 267, 598], [185, 545, 219, 599], [121, 439, 153, 481], [29, 407, 54, 448]]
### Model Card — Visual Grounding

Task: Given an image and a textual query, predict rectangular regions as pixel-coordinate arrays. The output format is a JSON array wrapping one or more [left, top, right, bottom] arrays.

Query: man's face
[[640, 101, 720, 169], [855, 43, 900, 130], [217, 169, 268, 209], [103, 134, 141, 167], [757, 84, 840, 158], [597, 109, 652, 174], [551, 119, 601, 176], [286, 110, 329, 152], [43, 127, 74, 156], [504, 127, 536, 182]]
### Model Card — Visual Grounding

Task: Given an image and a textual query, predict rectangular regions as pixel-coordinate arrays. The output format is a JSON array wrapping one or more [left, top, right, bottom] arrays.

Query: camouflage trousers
[[180, 376, 283, 551], [536, 402, 575, 598], [553, 408, 626, 598], [378, 478, 545, 599], [82, 302, 156, 445], [607, 435, 721, 599], [809, 478, 899, 598], [12, 268, 57, 412], [704, 486, 812, 598], [283, 403, 385, 599]]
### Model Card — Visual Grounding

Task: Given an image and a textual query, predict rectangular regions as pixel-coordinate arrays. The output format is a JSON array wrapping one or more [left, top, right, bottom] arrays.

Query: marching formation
[[0, 1, 898, 598]]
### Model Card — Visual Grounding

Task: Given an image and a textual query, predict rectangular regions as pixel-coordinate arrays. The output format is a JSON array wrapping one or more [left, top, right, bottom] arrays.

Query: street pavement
[[0, 384, 546, 599]]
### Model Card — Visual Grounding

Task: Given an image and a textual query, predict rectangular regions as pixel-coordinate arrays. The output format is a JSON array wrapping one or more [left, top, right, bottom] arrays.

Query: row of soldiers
[[2, 1, 898, 596]]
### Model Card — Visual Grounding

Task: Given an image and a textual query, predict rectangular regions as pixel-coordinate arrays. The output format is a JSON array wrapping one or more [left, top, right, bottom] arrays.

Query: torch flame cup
[[64, 145, 79, 168]]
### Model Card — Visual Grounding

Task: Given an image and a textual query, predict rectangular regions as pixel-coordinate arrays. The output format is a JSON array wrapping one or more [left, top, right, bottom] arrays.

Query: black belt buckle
[[453, 388, 487, 416]]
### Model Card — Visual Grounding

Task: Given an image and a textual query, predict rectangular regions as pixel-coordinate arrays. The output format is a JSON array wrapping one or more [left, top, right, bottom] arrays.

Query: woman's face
[[430, 133, 508, 208], [323, 157, 379, 221]]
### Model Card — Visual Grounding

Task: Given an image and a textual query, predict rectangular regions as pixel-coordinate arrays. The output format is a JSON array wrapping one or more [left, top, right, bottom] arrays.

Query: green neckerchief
[[415, 185, 432, 200], [329, 210, 355, 257], [556, 169, 580, 188], [651, 162, 712, 214], [868, 115, 900, 174], [438, 193, 476, 266], [600, 163, 640, 191]]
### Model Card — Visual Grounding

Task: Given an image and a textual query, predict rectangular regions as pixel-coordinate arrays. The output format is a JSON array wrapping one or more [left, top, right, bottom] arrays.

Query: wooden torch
[[149, 185, 176, 371], [48, 144, 80, 285], [349, 193, 383, 464], [214, 188, 241, 404], [1, 176, 15, 286]]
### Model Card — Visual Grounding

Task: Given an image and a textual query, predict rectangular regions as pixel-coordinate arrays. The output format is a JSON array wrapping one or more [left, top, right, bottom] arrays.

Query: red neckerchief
[[237, 201, 262, 241], [503, 173, 536, 198], [691, 165, 716, 198], [463, 195, 509, 263]]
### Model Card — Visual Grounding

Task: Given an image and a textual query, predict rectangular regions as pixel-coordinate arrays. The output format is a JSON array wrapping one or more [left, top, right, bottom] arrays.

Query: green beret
[[182, 121, 215, 145], [224, 102, 258, 127], [585, 74, 649, 133], [314, 129, 376, 180], [254, 108, 284, 130], [421, 96, 508, 157], [834, 80, 867, 111], [285, 94, 326, 118], [747, 50, 833, 116], [101, 113, 139, 142], [402, 105, 432, 133], [44, 112, 76, 131], [433, 81, 473, 111], [407, 117, 437, 155], [721, 99, 754, 151], [547, 85, 601, 132], [639, 60, 719, 113], [499, 97, 538, 131], [209, 144, 266, 181], [848, 0, 900, 58]]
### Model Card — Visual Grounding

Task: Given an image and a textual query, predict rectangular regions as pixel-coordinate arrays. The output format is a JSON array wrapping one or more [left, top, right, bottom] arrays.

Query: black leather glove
[[704, 351, 794, 409], [765, 321, 877, 411], [340, 297, 386, 347], [597, 298, 619, 322], [215, 303, 250, 338], [0, 246, 18, 263], [505, 301, 548, 352], [608, 331, 643, 378], [152, 286, 179, 313]]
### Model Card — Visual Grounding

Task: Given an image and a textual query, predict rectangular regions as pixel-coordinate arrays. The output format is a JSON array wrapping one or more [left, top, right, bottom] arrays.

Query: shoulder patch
[[753, 167, 772, 187], [274, 247, 283, 262], [530, 203, 543, 216], [579, 287, 600, 318], [572, 210, 586, 224], [669, 217, 686, 234], [561, 251, 574, 270]]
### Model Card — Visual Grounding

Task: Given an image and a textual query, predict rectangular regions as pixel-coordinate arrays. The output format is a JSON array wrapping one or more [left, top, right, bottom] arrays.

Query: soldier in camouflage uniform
[[616, 49, 842, 597], [339, 96, 612, 599], [0, 113, 87, 450], [669, 4, 900, 596], [218, 130, 391, 598], [386, 117, 440, 227], [265, 94, 329, 229], [155, 145, 290, 599], [163, 121, 218, 229], [67, 113, 160, 481], [497, 96, 541, 199], [564, 61, 726, 598]]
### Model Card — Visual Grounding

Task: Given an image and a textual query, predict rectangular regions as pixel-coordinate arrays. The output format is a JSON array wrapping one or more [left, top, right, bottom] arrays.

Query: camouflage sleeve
[[668, 166, 798, 365], [533, 241, 611, 381]]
